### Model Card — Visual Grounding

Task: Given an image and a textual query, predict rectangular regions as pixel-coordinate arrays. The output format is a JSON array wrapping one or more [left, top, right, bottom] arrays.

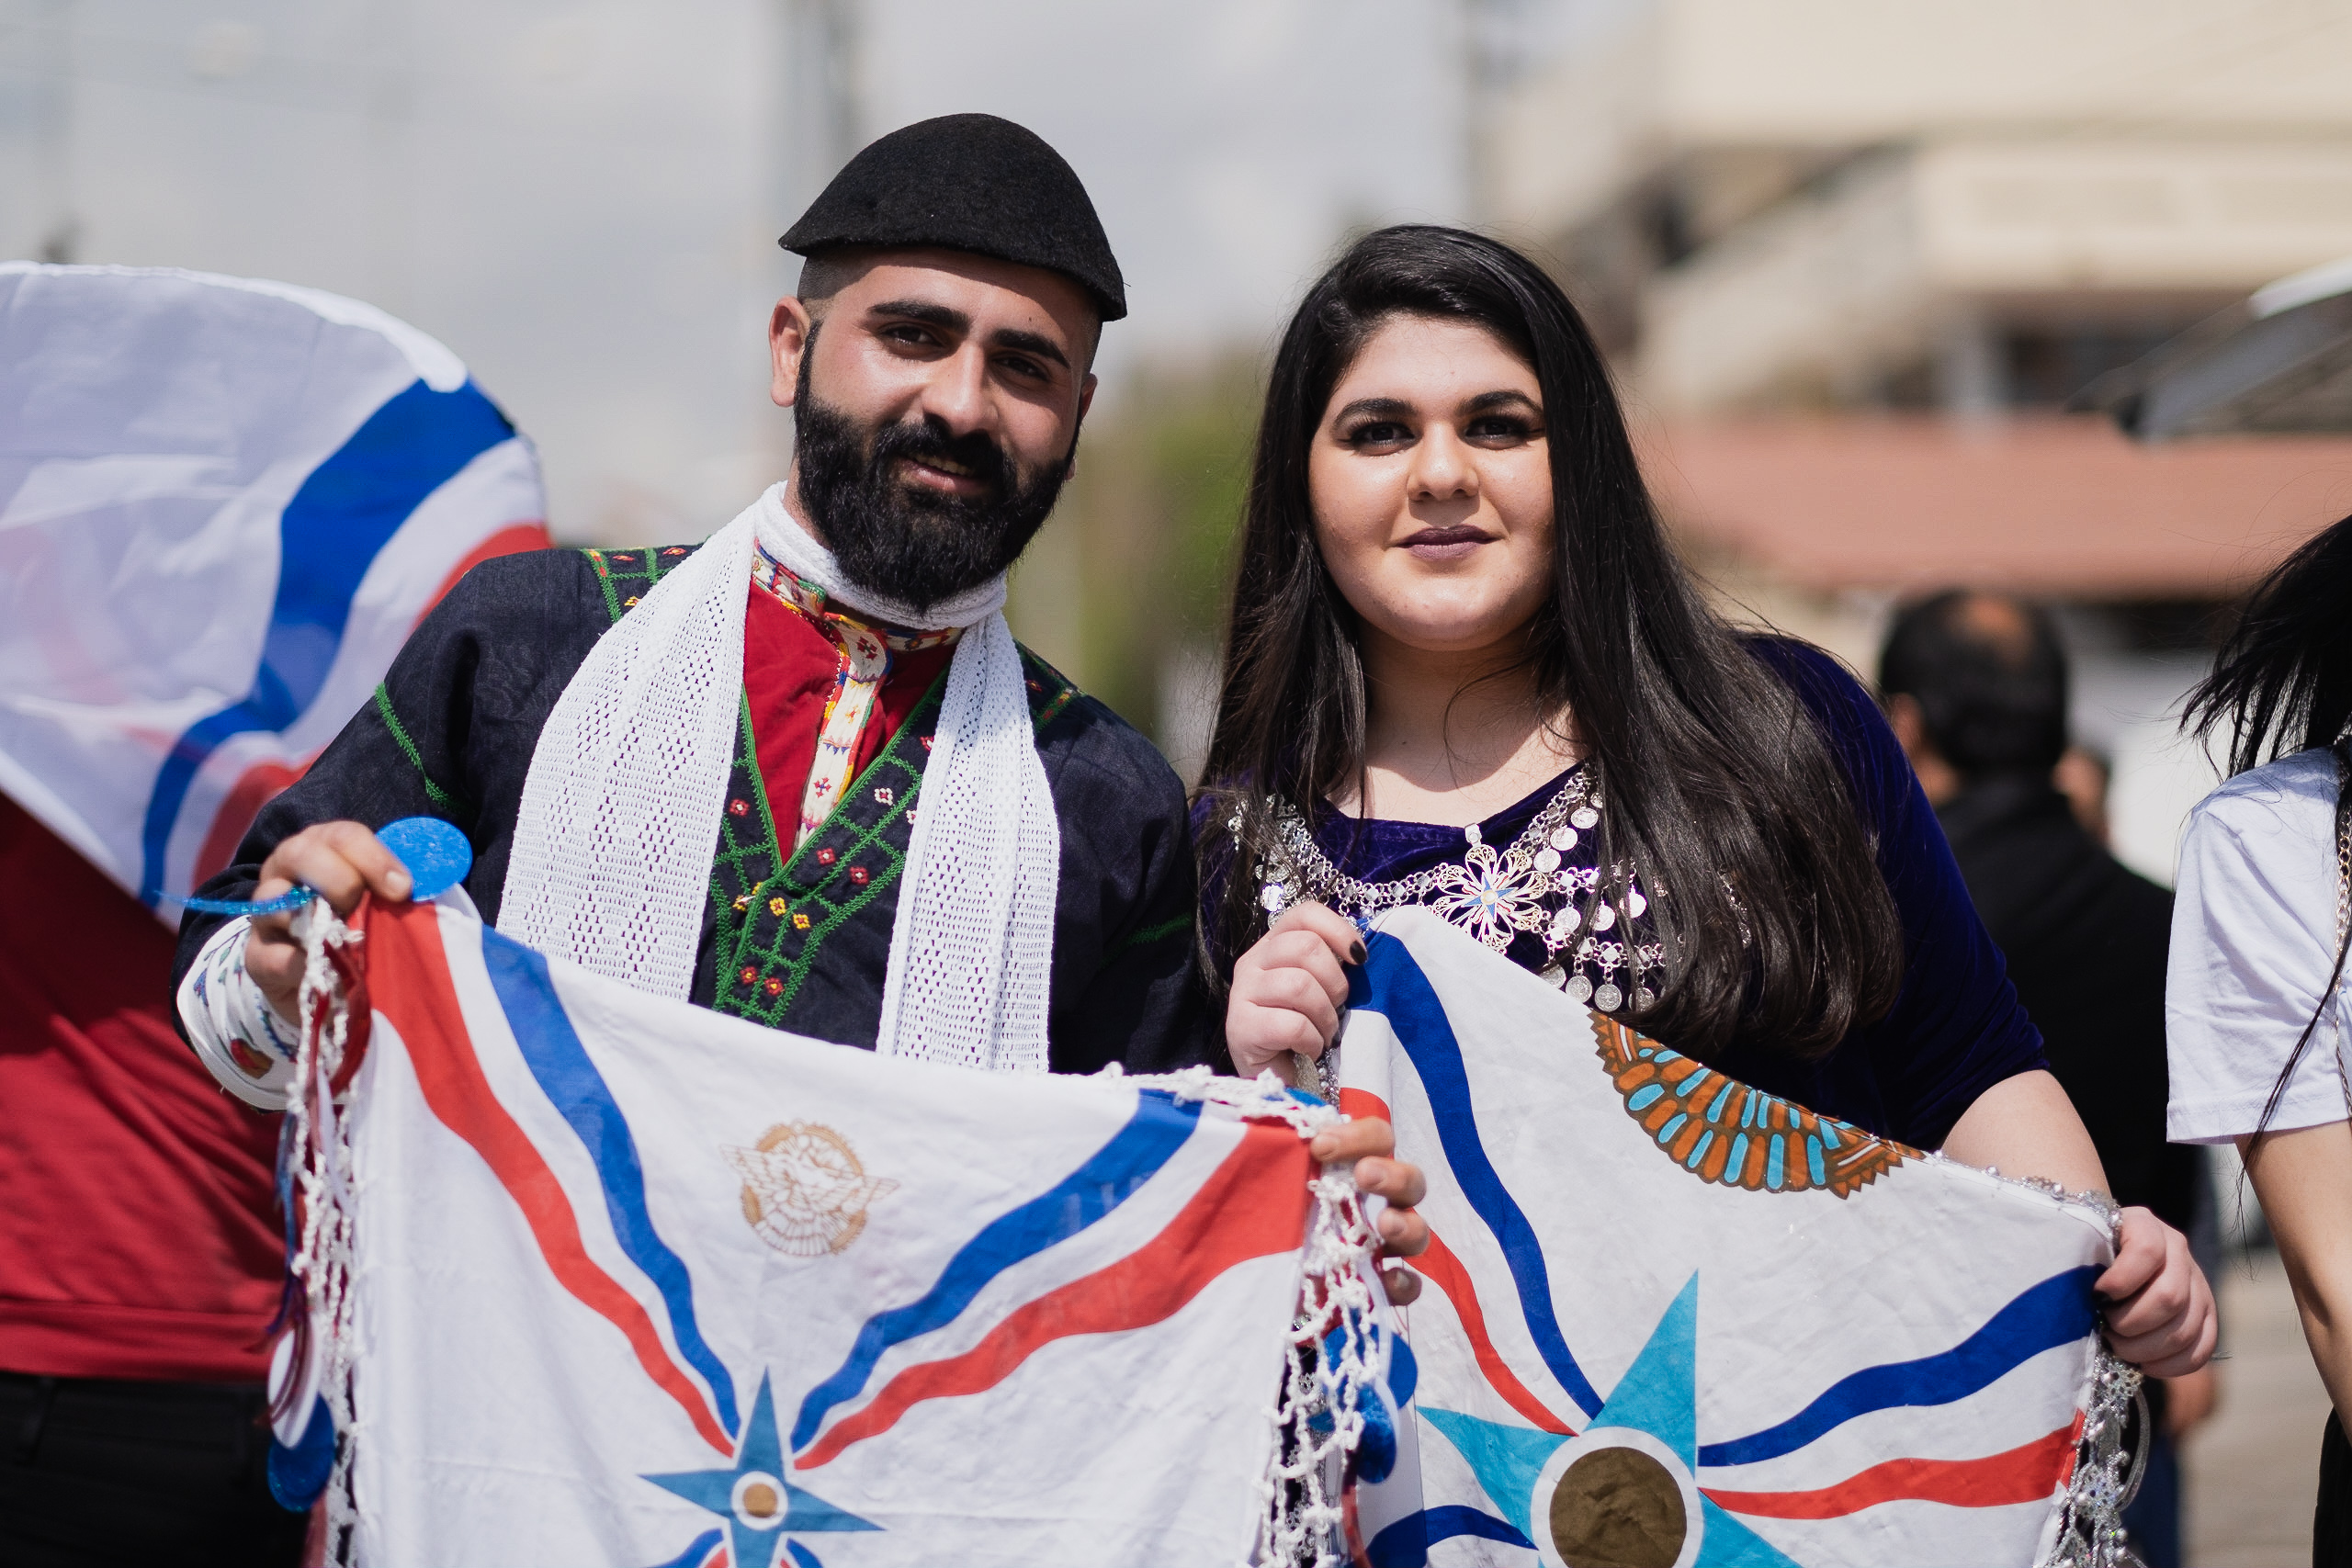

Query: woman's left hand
[[2097, 1206, 2217, 1378], [1311, 1115, 1430, 1306]]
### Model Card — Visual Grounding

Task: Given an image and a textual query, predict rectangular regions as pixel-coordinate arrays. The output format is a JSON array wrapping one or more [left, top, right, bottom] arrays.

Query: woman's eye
[[1466, 416, 1535, 443], [1345, 422, 1411, 448]]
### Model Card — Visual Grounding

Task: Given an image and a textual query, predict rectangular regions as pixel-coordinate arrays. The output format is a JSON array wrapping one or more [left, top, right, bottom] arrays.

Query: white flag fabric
[[0, 263, 548, 906], [1339, 910, 2127, 1568], [325, 894, 1353, 1568]]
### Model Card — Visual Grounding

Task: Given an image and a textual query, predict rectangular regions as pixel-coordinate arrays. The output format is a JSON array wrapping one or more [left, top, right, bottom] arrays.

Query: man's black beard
[[791, 373, 1073, 615]]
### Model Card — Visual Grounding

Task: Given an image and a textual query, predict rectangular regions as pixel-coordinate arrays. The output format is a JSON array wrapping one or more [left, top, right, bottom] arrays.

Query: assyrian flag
[[1340, 910, 2116, 1568], [336, 893, 1330, 1567], [0, 264, 548, 908]]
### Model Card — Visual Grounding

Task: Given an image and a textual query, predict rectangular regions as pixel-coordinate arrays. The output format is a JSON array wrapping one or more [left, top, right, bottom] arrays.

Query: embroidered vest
[[584, 544, 1078, 1034]]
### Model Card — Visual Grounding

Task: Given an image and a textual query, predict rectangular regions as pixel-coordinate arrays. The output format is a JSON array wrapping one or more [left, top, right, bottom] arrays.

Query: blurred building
[[1484, 0, 2352, 879]]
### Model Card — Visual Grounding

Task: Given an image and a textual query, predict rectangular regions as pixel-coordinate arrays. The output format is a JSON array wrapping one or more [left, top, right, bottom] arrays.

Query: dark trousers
[[0, 1371, 309, 1568], [2323, 1409, 2352, 1567], [2121, 1427, 2181, 1568]]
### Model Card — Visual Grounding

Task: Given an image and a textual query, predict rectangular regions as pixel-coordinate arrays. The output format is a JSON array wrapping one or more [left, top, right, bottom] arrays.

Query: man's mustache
[[866, 417, 1011, 498]]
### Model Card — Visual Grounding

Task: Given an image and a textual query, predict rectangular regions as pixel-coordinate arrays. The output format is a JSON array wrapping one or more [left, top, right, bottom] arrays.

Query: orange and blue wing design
[[1592, 1018, 1916, 1197]]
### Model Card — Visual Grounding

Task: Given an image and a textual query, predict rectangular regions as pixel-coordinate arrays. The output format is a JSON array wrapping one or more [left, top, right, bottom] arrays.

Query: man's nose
[[914, 343, 993, 437]]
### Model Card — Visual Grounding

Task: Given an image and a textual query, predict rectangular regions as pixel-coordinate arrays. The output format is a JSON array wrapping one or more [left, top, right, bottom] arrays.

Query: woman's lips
[[1400, 525, 1492, 562]]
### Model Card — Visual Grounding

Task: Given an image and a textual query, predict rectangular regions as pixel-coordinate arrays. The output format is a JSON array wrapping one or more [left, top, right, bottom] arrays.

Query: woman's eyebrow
[[1331, 396, 1414, 423], [1464, 389, 1542, 414]]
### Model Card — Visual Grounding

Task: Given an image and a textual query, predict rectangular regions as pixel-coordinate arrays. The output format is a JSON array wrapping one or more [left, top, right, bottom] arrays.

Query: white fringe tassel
[[288, 903, 365, 1567], [1125, 1066, 1390, 1568]]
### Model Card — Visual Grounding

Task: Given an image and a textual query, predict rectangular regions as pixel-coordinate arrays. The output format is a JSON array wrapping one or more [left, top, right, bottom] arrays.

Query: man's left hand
[[1309, 1118, 1430, 1306]]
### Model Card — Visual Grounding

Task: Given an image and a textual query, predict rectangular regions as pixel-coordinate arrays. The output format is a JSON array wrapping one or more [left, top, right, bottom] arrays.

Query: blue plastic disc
[[378, 816, 472, 901], [266, 1393, 336, 1511]]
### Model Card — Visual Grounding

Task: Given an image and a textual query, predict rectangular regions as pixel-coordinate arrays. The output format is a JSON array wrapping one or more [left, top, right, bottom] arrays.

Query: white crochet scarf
[[498, 482, 1059, 1072]]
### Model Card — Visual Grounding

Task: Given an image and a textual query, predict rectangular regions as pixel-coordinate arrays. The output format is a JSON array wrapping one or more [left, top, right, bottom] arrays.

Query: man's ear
[[771, 295, 815, 408]]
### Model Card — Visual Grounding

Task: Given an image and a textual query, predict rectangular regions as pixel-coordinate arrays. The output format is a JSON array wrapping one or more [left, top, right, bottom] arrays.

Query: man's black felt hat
[[780, 113, 1127, 321]]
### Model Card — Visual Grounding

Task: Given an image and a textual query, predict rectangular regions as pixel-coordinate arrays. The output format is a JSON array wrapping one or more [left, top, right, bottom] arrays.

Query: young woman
[[2169, 515, 2352, 1559], [1195, 223, 2211, 1376]]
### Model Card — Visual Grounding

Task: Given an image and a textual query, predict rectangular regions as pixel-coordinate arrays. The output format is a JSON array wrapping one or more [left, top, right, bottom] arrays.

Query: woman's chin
[[1362, 611, 1537, 660]]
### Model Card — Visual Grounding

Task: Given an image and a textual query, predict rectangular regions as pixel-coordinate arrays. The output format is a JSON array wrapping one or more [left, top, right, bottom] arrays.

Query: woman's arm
[[1945, 1070, 2217, 1377], [2241, 1121, 2352, 1415]]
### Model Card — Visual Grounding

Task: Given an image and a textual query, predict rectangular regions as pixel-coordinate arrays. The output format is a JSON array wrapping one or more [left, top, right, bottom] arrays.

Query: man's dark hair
[[1200, 224, 1904, 1065], [1879, 592, 2070, 777]]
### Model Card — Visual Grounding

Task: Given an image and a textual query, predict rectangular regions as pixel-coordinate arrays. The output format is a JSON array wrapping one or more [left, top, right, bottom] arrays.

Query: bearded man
[[171, 114, 1427, 1287]]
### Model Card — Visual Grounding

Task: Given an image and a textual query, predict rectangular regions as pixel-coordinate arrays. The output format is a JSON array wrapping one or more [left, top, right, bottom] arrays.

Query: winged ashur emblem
[[724, 1122, 899, 1257], [1591, 1015, 1916, 1197]]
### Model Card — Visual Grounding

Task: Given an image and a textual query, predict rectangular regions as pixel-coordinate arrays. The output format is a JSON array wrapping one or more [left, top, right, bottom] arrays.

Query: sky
[[0, 0, 1600, 538]]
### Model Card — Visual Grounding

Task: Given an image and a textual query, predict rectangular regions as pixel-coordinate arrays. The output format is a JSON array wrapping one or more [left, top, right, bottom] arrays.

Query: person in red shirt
[[0, 795, 307, 1566]]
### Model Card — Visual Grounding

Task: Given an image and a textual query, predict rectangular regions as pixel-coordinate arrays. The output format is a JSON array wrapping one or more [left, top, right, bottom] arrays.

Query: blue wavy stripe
[[1353, 931, 1604, 1415], [645, 1529, 721, 1568], [138, 378, 514, 901], [480, 926, 741, 1438], [788, 1089, 1204, 1452], [1367, 1505, 1534, 1566], [1697, 1264, 2101, 1467]]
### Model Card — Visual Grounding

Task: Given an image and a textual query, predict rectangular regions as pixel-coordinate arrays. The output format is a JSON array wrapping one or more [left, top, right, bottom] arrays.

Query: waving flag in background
[[332, 893, 1332, 1568], [0, 263, 548, 908], [1340, 910, 2126, 1568]]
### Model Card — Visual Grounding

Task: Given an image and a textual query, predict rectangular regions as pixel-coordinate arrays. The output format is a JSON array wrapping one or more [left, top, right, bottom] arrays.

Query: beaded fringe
[[288, 904, 366, 1567], [2040, 1344, 2149, 1568]]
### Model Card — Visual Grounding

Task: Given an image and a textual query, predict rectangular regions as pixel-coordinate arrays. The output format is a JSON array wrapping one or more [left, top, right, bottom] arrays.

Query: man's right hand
[[243, 821, 414, 1020]]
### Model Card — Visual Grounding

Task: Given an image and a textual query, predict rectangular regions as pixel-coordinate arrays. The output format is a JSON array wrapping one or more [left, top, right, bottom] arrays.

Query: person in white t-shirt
[[2169, 512, 2352, 1562]]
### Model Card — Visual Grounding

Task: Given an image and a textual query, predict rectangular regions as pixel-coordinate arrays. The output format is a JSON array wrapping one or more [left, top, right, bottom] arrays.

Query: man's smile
[[899, 453, 989, 495]]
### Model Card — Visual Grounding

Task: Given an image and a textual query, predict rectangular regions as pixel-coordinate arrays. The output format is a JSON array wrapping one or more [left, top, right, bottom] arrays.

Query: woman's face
[[1309, 314, 1555, 659]]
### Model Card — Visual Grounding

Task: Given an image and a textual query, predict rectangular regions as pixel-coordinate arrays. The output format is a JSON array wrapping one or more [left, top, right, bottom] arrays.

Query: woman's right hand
[[1225, 901, 1366, 1082]]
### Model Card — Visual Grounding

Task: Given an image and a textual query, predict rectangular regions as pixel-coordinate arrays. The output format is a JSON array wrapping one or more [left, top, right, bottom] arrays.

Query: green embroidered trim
[[373, 682, 464, 812], [1016, 646, 1081, 735], [709, 673, 946, 1029], [583, 543, 698, 623], [1113, 913, 1193, 955]]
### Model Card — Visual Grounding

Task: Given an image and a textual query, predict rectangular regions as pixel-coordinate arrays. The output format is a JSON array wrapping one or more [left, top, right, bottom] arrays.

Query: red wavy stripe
[[1702, 1418, 2080, 1518], [361, 898, 732, 1453], [1337, 1087, 1574, 1437], [795, 1120, 1316, 1470], [1410, 1229, 1577, 1436]]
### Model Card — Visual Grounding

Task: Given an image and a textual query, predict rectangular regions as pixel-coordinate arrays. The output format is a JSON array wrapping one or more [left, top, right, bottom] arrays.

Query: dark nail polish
[[1350, 940, 1367, 965]]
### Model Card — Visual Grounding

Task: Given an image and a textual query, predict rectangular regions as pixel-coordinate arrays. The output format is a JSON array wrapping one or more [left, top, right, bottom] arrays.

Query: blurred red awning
[[1640, 415, 2352, 598]]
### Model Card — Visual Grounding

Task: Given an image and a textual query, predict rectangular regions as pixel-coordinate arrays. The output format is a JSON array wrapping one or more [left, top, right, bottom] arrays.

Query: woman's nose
[[1408, 426, 1478, 502]]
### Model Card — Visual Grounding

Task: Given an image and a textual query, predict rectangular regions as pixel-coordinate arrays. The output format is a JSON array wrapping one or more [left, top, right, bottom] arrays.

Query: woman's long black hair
[[1198, 225, 1904, 1063], [2181, 513, 2352, 1143]]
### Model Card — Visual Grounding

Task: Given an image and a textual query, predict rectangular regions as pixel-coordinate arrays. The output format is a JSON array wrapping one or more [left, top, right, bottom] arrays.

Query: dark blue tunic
[[1202, 642, 2046, 1150]]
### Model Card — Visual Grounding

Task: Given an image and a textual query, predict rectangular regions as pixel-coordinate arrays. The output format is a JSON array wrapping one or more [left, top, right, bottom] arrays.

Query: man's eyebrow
[[862, 300, 1070, 371], [987, 327, 1069, 372], [1331, 397, 1415, 423], [864, 299, 970, 333]]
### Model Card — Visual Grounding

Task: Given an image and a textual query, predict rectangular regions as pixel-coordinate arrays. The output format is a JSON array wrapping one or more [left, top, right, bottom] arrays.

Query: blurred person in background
[[0, 796, 307, 1567], [2170, 515, 2352, 1566], [1879, 591, 2213, 1565]]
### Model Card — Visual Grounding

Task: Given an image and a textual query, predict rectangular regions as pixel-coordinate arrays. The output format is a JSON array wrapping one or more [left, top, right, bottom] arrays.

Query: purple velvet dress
[[1198, 641, 2047, 1150]]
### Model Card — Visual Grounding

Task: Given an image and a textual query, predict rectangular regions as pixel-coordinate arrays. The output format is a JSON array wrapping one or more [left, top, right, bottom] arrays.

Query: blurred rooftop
[[1644, 415, 2352, 597]]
